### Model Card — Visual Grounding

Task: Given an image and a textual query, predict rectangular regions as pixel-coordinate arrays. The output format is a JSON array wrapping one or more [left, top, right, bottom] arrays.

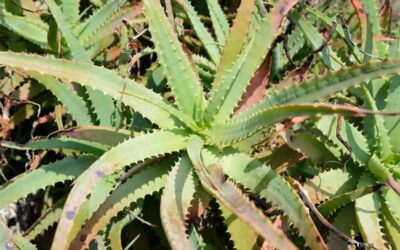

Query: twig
[[387, 176, 400, 197], [290, 178, 379, 250], [336, 115, 352, 171], [335, 14, 383, 61]]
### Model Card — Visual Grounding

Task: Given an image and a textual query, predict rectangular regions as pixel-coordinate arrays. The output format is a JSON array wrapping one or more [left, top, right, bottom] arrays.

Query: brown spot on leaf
[[80, 234, 87, 242], [358, 8, 364, 14], [316, 236, 321, 242]]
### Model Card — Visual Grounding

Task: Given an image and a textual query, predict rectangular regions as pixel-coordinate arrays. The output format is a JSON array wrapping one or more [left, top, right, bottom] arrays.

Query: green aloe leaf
[[205, 0, 229, 45], [47, 0, 115, 126], [24, 200, 65, 240], [201, 148, 328, 250], [187, 137, 298, 250], [61, 0, 80, 26], [143, 0, 205, 123], [70, 159, 173, 249], [0, 138, 108, 155], [176, 0, 221, 64], [0, 156, 96, 209], [0, 9, 50, 49], [52, 129, 189, 249], [237, 59, 400, 119], [0, 51, 195, 129], [212, 103, 379, 145], [28, 71, 94, 125], [160, 156, 197, 250], [384, 76, 400, 153], [355, 172, 387, 249]]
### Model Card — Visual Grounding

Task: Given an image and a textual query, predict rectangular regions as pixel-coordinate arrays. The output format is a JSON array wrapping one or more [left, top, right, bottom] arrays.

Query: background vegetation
[[0, 0, 399, 249]]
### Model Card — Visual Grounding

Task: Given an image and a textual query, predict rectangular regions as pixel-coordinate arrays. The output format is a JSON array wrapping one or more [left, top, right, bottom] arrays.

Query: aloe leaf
[[24, 200, 64, 240], [299, 2, 362, 62], [0, 223, 38, 250], [69, 158, 173, 249], [218, 201, 259, 250], [209, 0, 256, 95], [317, 116, 370, 165], [108, 206, 142, 250], [206, 33, 256, 122], [193, 54, 216, 74], [52, 129, 189, 249], [382, 188, 400, 221], [176, 0, 220, 64], [187, 137, 298, 250], [28, 71, 94, 125], [358, 0, 386, 60], [206, 0, 299, 123], [56, 126, 132, 146], [0, 51, 194, 129], [327, 204, 359, 249], [61, 0, 80, 26], [361, 84, 392, 161], [85, 5, 143, 47], [200, 148, 327, 250], [0, 9, 50, 49], [47, 0, 115, 127], [237, 59, 400, 119], [304, 168, 358, 205], [75, 0, 126, 45], [381, 203, 400, 250], [160, 155, 197, 250], [286, 132, 338, 165], [143, 0, 205, 123], [389, 26, 400, 59], [289, 11, 343, 70], [318, 184, 382, 217], [355, 172, 387, 249], [0, 138, 108, 155], [384, 76, 400, 153], [212, 103, 379, 145], [46, 0, 90, 62], [205, 0, 229, 45], [0, 156, 96, 209]]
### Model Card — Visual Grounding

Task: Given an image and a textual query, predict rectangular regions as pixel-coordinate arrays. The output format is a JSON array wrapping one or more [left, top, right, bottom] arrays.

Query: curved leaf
[[52, 129, 189, 249], [70, 159, 173, 249], [160, 156, 197, 250], [24, 200, 64, 240], [212, 103, 380, 145], [384, 76, 400, 153], [0, 156, 96, 209], [355, 172, 387, 249], [0, 138, 108, 155], [187, 137, 298, 250], [176, 0, 220, 64], [205, 0, 229, 45], [237, 60, 400, 119], [28, 71, 94, 125], [55, 126, 132, 146], [143, 0, 205, 123], [201, 148, 328, 250], [209, 0, 256, 95], [0, 51, 194, 129], [0, 9, 50, 49], [317, 116, 370, 165]]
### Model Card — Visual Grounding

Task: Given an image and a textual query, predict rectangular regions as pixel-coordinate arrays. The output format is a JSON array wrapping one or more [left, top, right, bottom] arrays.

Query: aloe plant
[[0, 0, 400, 249]]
